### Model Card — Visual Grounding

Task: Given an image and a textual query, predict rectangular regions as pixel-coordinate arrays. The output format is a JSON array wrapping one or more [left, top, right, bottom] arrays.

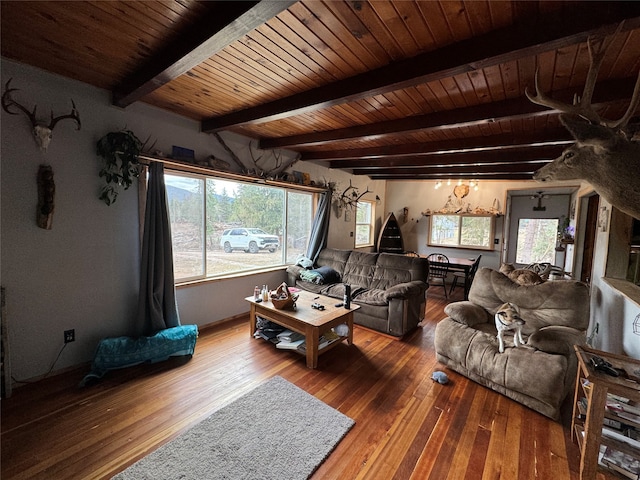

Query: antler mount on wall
[[1, 78, 81, 153], [331, 179, 371, 219]]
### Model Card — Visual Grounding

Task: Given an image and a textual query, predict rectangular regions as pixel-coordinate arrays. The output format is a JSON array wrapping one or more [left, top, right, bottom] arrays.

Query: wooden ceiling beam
[[299, 129, 572, 161], [363, 172, 537, 181], [259, 77, 636, 149], [112, 1, 295, 107], [202, 5, 640, 132], [327, 146, 562, 169], [352, 162, 546, 176]]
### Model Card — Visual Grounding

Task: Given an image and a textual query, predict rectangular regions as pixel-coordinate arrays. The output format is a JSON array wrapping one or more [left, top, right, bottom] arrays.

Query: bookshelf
[[572, 345, 640, 479], [377, 212, 404, 254]]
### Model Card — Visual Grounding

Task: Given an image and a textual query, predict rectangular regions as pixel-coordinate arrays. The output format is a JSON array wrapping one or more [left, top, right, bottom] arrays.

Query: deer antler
[[526, 25, 639, 129], [340, 180, 357, 203], [610, 71, 640, 129], [141, 134, 157, 154], [272, 149, 283, 171], [249, 141, 264, 169], [2, 78, 37, 127], [337, 180, 372, 209], [2, 78, 81, 152], [356, 187, 371, 202], [249, 143, 290, 177], [275, 153, 300, 176], [2, 78, 81, 130], [212, 132, 247, 173], [48, 99, 81, 131]]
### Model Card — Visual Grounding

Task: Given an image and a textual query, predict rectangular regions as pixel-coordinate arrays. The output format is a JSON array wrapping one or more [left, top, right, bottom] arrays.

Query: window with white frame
[[428, 214, 494, 250], [165, 172, 315, 282], [355, 200, 375, 247]]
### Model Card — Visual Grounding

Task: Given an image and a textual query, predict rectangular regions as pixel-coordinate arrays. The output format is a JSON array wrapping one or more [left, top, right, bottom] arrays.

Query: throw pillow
[[444, 301, 490, 326], [295, 254, 314, 269]]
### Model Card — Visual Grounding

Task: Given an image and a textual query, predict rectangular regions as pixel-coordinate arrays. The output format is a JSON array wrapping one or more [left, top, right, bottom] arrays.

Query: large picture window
[[428, 214, 494, 250], [165, 172, 314, 282]]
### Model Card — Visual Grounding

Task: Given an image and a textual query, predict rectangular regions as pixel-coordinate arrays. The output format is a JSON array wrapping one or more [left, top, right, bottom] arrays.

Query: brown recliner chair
[[434, 267, 590, 420]]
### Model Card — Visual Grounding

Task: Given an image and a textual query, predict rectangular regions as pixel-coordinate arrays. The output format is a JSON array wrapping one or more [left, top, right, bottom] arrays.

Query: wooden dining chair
[[449, 255, 482, 296], [426, 253, 449, 298]]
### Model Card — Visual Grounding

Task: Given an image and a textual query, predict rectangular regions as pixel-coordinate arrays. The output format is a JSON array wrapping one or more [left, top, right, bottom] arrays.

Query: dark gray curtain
[[306, 191, 331, 263], [136, 162, 180, 336]]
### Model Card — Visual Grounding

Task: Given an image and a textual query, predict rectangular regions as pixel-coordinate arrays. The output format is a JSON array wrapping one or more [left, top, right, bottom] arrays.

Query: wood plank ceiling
[[2, 1, 640, 181]]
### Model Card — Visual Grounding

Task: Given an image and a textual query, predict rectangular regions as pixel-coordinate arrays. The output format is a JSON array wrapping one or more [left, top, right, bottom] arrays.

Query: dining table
[[426, 255, 476, 300]]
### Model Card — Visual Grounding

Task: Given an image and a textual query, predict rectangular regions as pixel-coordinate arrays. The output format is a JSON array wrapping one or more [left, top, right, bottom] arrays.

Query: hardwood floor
[[1, 288, 616, 480]]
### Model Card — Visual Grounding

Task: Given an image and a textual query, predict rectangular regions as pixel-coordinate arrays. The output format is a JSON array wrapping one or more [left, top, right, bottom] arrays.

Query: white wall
[[0, 59, 385, 381], [587, 197, 640, 359]]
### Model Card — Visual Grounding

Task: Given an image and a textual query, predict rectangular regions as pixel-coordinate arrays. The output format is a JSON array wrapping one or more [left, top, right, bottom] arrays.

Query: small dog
[[495, 302, 525, 353]]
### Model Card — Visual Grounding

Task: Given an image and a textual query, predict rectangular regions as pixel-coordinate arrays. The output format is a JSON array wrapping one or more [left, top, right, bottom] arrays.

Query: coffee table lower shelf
[[246, 291, 358, 369]]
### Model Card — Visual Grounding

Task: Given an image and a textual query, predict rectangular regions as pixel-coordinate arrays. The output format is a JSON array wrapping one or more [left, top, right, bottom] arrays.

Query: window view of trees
[[430, 215, 460, 246], [165, 172, 314, 281], [460, 216, 492, 248], [515, 218, 558, 264], [356, 201, 374, 247], [429, 215, 494, 250]]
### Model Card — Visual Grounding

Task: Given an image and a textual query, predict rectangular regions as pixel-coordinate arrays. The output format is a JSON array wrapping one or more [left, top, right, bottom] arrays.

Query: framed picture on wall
[[598, 206, 609, 232]]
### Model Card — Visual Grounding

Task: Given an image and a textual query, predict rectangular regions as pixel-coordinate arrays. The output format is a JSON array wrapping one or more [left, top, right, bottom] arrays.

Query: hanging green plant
[[96, 129, 142, 205]]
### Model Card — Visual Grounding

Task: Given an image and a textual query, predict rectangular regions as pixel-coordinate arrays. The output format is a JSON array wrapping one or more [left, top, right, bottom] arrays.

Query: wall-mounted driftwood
[[37, 165, 55, 229]]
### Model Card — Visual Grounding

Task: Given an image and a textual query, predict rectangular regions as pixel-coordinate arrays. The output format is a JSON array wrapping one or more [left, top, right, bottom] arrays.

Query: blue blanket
[[81, 325, 198, 385], [300, 266, 341, 284]]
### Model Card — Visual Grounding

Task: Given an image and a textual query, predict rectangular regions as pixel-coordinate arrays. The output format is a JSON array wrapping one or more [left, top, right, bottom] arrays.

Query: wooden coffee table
[[246, 289, 358, 368]]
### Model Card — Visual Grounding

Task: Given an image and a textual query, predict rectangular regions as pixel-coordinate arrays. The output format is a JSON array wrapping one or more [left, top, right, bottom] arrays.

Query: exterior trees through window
[[165, 172, 314, 282]]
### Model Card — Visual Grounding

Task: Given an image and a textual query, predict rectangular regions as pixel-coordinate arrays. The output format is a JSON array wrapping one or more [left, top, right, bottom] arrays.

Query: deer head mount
[[2, 78, 81, 152], [526, 29, 640, 220]]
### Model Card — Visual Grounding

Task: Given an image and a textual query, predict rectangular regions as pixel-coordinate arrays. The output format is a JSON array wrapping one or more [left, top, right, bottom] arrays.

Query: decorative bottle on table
[[344, 284, 351, 309]]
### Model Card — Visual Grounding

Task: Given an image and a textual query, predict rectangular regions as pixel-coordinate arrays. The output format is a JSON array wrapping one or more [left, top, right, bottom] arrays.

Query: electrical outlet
[[64, 329, 75, 343]]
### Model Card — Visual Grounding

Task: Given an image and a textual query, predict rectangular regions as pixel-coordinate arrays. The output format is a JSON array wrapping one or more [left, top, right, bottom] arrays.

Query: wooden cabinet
[[377, 212, 404, 254], [572, 345, 640, 479]]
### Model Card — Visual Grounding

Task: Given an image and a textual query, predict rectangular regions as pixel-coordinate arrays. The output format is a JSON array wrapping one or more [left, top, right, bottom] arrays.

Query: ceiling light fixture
[[435, 179, 479, 191]]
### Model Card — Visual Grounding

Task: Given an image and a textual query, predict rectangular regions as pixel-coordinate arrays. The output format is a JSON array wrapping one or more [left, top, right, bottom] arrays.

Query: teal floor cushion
[[81, 325, 198, 385]]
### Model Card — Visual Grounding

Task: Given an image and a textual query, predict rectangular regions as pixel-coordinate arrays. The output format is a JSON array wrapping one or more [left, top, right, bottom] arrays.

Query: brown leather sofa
[[434, 267, 590, 420], [286, 248, 429, 337]]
